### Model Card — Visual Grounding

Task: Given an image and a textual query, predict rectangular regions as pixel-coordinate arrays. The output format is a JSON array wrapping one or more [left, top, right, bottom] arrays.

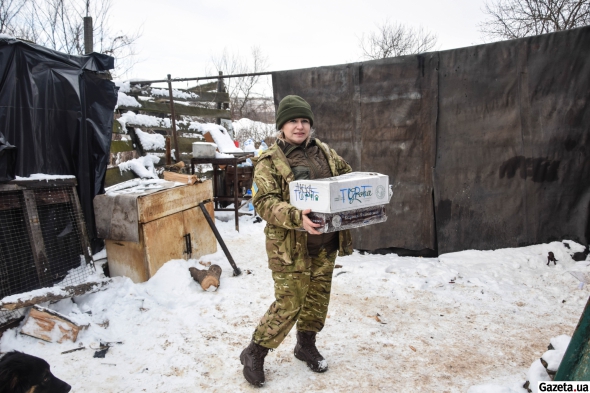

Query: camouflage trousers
[[252, 249, 338, 349]]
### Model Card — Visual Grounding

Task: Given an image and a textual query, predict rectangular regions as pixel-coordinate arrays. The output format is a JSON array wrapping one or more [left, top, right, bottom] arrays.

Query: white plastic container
[[289, 172, 389, 213], [192, 142, 217, 158]]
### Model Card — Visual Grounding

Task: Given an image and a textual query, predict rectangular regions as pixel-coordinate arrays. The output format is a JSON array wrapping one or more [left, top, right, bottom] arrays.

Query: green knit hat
[[275, 95, 314, 130]]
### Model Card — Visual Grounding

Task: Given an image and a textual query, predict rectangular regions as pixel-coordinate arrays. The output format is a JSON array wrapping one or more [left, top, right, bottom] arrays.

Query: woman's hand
[[301, 209, 322, 235]]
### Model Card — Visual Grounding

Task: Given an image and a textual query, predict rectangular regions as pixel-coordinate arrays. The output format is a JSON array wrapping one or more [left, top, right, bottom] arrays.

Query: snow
[[114, 80, 131, 93], [134, 128, 165, 151], [15, 174, 76, 181], [150, 88, 199, 100], [104, 178, 175, 196], [116, 92, 141, 109], [1, 212, 587, 392], [202, 124, 242, 153], [118, 155, 160, 179]]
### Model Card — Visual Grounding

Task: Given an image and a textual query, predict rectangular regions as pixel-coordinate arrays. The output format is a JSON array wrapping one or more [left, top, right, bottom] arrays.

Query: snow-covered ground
[[1, 213, 587, 392]]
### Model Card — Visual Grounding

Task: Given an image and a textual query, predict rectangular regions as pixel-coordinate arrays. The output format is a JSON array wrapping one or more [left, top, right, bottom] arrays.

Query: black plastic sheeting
[[0, 37, 118, 252], [0, 131, 17, 182], [272, 26, 590, 254]]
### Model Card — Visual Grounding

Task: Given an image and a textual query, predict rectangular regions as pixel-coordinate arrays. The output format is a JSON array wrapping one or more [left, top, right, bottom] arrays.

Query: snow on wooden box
[[289, 172, 389, 213]]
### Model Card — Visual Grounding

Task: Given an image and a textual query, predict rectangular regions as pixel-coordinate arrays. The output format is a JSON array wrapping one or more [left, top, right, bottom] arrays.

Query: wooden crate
[[97, 181, 217, 283]]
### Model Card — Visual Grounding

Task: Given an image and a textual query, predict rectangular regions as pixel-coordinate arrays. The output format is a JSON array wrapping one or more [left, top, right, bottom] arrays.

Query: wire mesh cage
[[0, 180, 94, 325]]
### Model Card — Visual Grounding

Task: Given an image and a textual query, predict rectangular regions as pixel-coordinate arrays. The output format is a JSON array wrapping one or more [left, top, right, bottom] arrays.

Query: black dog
[[0, 351, 71, 393]]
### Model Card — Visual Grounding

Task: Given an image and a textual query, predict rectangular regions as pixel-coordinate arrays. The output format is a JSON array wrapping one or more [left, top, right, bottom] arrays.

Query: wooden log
[[189, 265, 222, 291], [20, 305, 88, 343], [0, 280, 111, 311]]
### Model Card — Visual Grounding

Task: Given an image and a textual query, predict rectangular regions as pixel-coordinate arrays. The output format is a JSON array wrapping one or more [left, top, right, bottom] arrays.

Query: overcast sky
[[110, 0, 489, 85]]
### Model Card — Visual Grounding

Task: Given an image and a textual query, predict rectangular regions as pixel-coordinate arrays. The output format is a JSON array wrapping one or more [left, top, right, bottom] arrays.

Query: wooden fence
[[106, 79, 231, 187]]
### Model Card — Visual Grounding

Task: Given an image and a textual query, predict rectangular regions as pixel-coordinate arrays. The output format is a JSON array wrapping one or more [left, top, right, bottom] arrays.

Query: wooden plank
[[112, 119, 123, 134], [143, 211, 185, 278], [104, 166, 138, 188], [120, 101, 231, 119], [162, 171, 198, 184], [182, 202, 217, 260], [187, 81, 218, 93], [21, 305, 87, 343], [144, 136, 203, 155], [133, 90, 230, 103], [105, 239, 149, 284], [9, 179, 77, 189], [34, 188, 70, 205], [110, 140, 136, 153], [22, 190, 53, 287], [68, 186, 94, 264], [0, 192, 21, 210], [137, 180, 213, 223], [1, 281, 111, 310]]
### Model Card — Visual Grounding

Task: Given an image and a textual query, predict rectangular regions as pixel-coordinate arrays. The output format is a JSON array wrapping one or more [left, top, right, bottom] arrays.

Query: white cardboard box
[[289, 172, 389, 213]]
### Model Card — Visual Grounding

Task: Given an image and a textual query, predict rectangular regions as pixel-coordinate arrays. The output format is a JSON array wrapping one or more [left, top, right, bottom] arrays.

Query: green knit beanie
[[275, 95, 314, 130]]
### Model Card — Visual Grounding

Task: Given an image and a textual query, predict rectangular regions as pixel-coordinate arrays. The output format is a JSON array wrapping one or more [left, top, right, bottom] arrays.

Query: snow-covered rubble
[[1, 212, 586, 392]]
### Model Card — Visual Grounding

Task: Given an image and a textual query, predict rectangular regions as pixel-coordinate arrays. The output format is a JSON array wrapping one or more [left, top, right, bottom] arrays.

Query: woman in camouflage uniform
[[240, 95, 353, 387]]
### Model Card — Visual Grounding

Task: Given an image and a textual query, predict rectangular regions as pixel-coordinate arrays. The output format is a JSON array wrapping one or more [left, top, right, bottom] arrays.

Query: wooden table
[[191, 155, 254, 231]]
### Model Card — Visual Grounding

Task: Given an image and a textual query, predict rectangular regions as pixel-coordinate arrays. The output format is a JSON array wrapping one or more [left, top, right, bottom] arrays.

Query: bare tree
[[211, 46, 271, 120], [0, 0, 28, 35], [480, 0, 590, 40], [1, 0, 141, 77], [358, 19, 438, 60]]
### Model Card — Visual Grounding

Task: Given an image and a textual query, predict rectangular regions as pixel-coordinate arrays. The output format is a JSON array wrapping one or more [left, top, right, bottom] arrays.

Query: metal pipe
[[199, 202, 242, 276]]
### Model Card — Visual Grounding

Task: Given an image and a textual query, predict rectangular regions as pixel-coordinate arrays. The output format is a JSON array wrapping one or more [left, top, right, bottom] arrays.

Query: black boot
[[240, 341, 270, 387], [294, 331, 328, 373]]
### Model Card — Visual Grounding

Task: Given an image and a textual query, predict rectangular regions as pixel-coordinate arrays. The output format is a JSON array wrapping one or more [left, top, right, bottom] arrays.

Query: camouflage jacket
[[253, 138, 353, 272]]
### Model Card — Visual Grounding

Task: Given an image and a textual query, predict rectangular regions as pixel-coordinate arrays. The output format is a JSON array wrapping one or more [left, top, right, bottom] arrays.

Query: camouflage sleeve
[[252, 157, 303, 230], [331, 148, 352, 175]]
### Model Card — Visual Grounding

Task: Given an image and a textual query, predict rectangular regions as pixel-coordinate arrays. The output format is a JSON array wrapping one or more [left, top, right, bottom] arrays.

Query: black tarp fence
[[0, 37, 118, 252], [272, 26, 590, 255]]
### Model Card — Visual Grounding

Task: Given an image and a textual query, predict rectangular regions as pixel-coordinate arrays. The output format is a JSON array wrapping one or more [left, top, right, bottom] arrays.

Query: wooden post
[[167, 74, 181, 162], [68, 187, 94, 267], [216, 71, 223, 125], [165, 136, 171, 165], [22, 190, 53, 287]]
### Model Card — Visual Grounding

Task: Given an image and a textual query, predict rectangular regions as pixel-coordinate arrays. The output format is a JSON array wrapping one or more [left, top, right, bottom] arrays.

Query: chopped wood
[[1, 280, 111, 311], [21, 305, 88, 343], [189, 265, 222, 291], [163, 171, 198, 185]]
